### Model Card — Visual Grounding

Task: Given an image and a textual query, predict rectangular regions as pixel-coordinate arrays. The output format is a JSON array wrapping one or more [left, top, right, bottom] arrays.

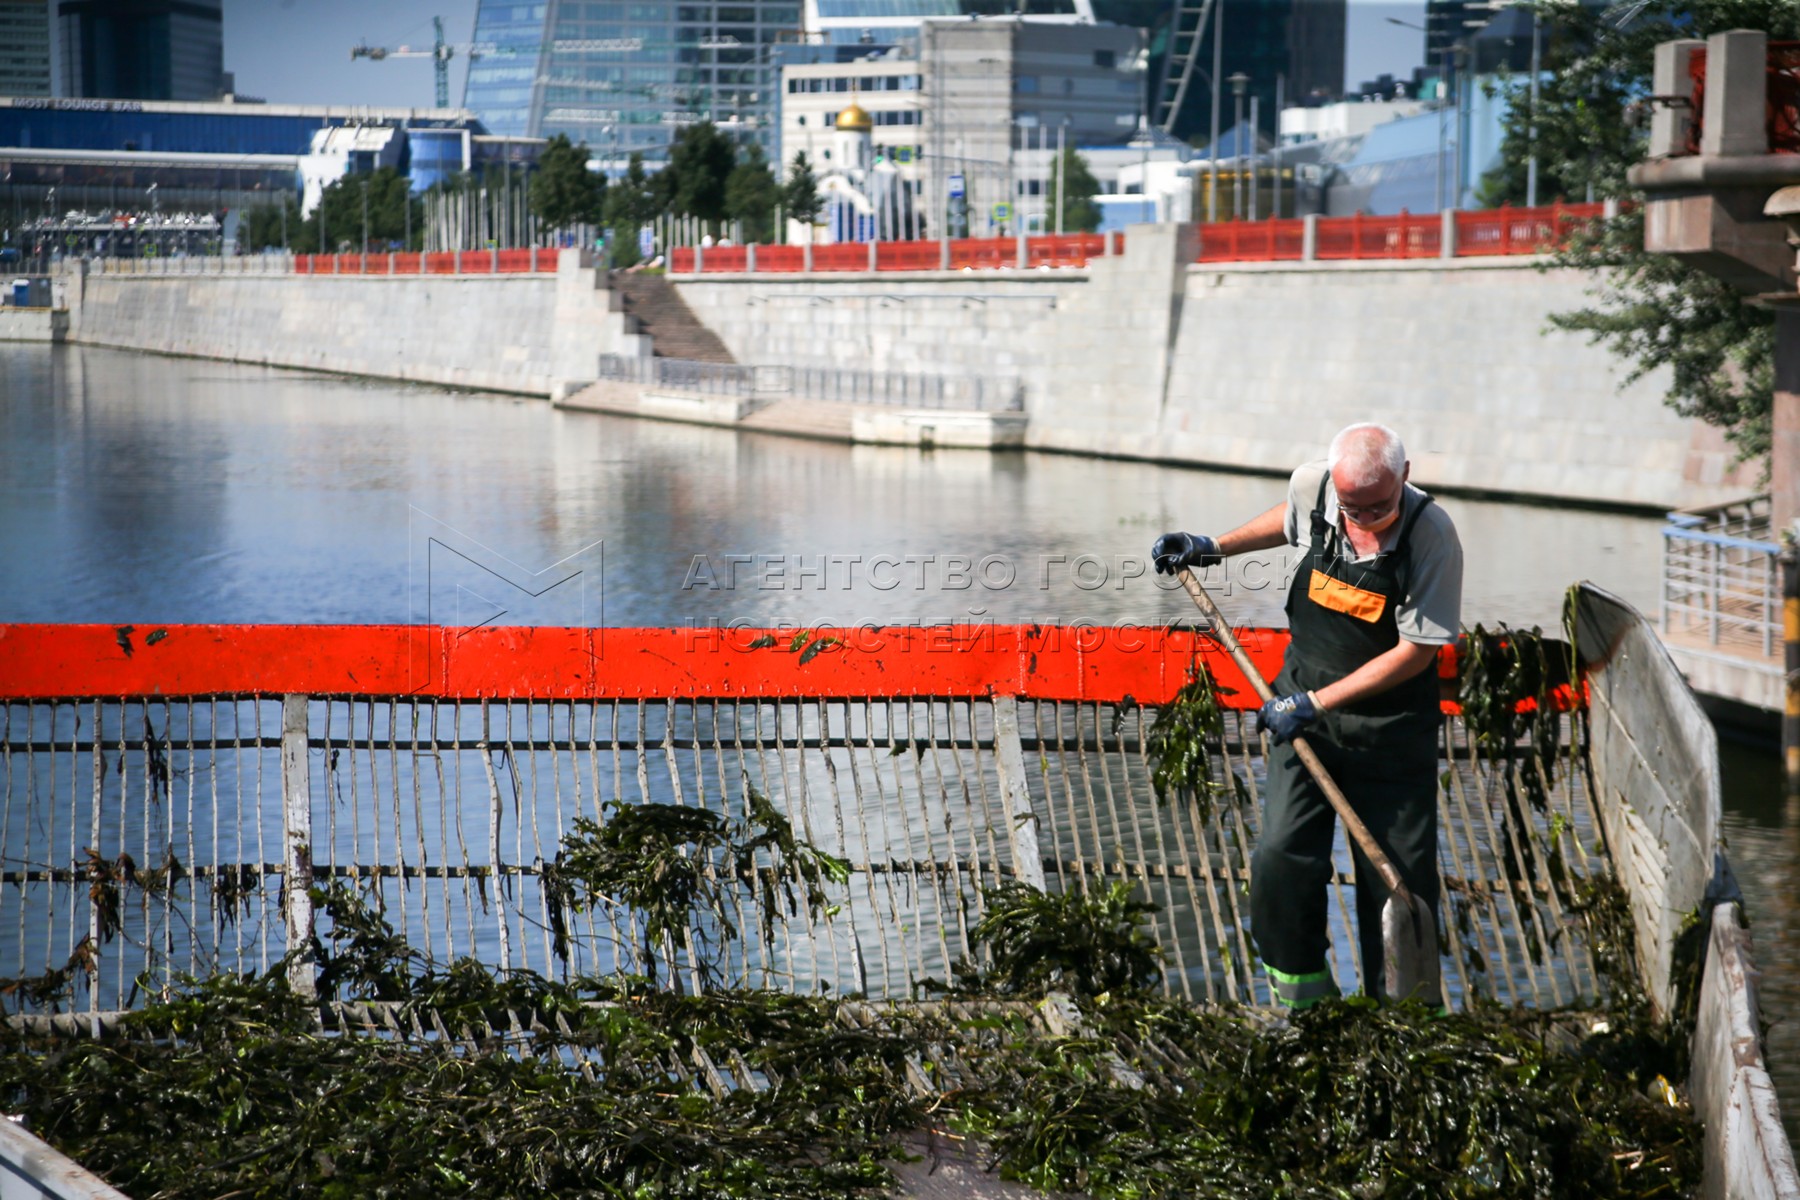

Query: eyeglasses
[[1338, 485, 1403, 525]]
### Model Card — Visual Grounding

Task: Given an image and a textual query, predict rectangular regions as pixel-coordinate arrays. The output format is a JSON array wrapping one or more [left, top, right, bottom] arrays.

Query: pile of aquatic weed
[[0, 790, 1699, 1199], [0, 928, 1700, 1197]]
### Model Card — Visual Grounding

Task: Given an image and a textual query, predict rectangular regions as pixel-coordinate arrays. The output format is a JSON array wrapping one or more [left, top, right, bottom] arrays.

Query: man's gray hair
[[1327, 423, 1406, 490]]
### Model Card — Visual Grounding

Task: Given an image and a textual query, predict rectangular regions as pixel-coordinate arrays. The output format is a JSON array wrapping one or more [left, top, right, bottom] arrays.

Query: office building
[[0, 97, 489, 222], [780, 18, 1145, 238], [801, 0, 1096, 47], [1159, 0, 1345, 146], [57, 0, 224, 102], [462, 0, 802, 171], [0, 0, 53, 97]]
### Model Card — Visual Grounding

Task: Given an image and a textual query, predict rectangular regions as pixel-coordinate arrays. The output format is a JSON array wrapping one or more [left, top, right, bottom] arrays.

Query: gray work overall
[[1251, 476, 1441, 1007]]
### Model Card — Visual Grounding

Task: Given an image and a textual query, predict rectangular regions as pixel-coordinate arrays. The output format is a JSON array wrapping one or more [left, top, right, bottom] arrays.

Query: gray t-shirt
[[1281, 460, 1463, 646]]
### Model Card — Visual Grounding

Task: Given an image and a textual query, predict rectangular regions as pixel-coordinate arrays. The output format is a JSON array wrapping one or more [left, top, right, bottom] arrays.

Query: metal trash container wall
[[1571, 583, 1800, 1199]]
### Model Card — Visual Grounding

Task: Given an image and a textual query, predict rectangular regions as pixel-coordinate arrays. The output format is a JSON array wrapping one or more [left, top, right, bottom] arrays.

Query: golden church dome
[[836, 102, 872, 132]]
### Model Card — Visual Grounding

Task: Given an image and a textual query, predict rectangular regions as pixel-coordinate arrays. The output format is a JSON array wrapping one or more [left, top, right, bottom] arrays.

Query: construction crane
[[1153, 0, 1218, 134], [352, 18, 649, 110], [351, 16, 458, 108]]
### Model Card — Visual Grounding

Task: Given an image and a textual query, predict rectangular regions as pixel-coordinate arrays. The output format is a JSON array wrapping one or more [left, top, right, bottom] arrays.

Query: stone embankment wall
[[672, 226, 1757, 510], [58, 229, 1758, 510], [63, 251, 643, 398]]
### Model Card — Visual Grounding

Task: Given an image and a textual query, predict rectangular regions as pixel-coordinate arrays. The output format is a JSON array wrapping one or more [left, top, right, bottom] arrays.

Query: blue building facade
[[461, 0, 802, 171]]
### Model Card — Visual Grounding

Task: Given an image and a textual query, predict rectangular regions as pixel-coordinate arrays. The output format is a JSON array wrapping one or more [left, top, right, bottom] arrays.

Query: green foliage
[[602, 152, 658, 265], [783, 151, 823, 226], [240, 199, 301, 253], [301, 167, 421, 252], [529, 133, 606, 232], [552, 785, 848, 986], [1550, 205, 1778, 462], [724, 142, 781, 243], [664, 121, 738, 223], [1048, 145, 1103, 234], [1480, 0, 1800, 462], [1146, 663, 1229, 821], [0, 863, 1701, 1200], [948, 881, 1164, 998]]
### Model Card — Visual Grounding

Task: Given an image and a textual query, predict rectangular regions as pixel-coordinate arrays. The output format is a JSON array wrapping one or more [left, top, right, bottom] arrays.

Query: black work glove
[[1259, 692, 1320, 745], [1151, 531, 1222, 575]]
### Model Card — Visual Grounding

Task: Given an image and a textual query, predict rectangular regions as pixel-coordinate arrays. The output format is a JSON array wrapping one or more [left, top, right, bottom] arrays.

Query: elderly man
[[1152, 423, 1462, 1008]]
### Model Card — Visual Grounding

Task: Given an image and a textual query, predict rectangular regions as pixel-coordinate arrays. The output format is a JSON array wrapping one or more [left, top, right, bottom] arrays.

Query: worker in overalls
[[1152, 423, 1462, 1007]]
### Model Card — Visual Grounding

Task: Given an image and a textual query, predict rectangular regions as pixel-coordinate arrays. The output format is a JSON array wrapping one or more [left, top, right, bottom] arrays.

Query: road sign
[[894, 146, 914, 164], [638, 226, 654, 257], [947, 172, 965, 199], [990, 202, 1011, 224]]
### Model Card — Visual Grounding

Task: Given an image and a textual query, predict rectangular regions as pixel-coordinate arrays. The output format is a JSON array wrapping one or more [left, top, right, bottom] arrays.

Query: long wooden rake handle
[[1177, 568, 1417, 908]]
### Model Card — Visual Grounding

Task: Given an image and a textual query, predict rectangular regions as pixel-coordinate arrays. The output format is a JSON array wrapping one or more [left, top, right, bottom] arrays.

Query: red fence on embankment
[[257, 202, 1610, 278]]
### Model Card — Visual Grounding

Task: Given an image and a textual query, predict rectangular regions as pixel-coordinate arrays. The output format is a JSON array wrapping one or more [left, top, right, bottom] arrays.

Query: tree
[[241, 198, 301, 252], [1484, 0, 1800, 462], [1047, 146, 1102, 234], [784, 151, 822, 228], [724, 143, 781, 243], [530, 134, 606, 233], [300, 167, 421, 253], [602, 153, 658, 265], [664, 121, 737, 224]]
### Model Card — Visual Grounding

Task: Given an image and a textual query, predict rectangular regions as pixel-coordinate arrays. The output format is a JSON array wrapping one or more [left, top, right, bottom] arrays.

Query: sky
[[222, 0, 1430, 111]]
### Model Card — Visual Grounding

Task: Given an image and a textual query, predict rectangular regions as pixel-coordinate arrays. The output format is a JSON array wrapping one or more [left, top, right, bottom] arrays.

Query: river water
[[1, 343, 1794, 1141]]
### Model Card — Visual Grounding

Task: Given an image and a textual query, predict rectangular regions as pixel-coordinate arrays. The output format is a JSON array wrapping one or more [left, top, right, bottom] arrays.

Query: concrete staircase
[[613, 273, 735, 363]]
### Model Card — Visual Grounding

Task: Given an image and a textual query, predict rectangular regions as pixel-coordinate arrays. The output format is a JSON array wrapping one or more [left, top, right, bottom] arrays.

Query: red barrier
[[1195, 219, 1306, 263], [0, 623, 1547, 715], [1314, 210, 1442, 260], [702, 245, 749, 272], [495, 248, 534, 273], [1028, 233, 1106, 268], [948, 236, 1015, 270], [0, 623, 1287, 707], [756, 244, 805, 272], [670, 247, 695, 272], [1454, 201, 1603, 257], [875, 240, 940, 271], [811, 242, 869, 271]]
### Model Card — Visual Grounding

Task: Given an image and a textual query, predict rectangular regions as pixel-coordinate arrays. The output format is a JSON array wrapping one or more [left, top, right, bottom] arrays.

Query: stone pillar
[[939, 236, 950, 269], [746, 242, 756, 272], [1440, 208, 1457, 259], [868, 239, 878, 271], [1302, 214, 1318, 262], [803, 240, 813, 272], [1773, 306, 1800, 533], [1650, 39, 1704, 158], [1701, 29, 1768, 158]]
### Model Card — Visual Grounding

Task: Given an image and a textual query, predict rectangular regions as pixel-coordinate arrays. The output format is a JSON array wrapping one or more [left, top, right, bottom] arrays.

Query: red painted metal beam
[[0, 623, 1295, 705]]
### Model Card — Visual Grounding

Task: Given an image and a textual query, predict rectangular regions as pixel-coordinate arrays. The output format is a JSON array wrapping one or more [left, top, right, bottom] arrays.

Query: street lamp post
[[1526, 5, 1541, 207], [1208, 0, 1223, 222], [1228, 72, 1248, 221]]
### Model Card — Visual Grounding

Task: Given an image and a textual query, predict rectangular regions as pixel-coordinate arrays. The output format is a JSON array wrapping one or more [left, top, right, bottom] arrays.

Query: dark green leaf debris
[[0, 888, 1699, 1200]]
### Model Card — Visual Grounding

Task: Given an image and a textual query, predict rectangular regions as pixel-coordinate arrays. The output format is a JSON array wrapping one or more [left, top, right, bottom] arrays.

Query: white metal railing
[[596, 353, 754, 395], [596, 355, 1025, 412], [1662, 494, 1782, 657]]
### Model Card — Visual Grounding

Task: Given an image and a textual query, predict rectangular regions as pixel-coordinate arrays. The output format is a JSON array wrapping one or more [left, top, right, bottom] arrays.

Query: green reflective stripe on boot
[[1266, 965, 1340, 1010]]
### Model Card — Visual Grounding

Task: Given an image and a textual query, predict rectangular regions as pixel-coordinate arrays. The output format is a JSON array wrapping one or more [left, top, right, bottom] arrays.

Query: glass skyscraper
[[462, 1, 803, 171]]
